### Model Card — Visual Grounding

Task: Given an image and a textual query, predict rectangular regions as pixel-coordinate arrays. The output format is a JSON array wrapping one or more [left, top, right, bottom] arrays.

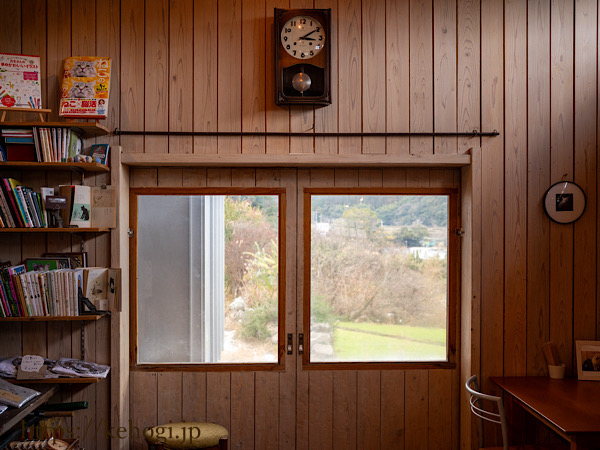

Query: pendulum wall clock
[[274, 8, 332, 106]]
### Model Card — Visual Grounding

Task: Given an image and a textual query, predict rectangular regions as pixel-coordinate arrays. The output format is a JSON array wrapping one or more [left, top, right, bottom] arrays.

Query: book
[[25, 258, 70, 272], [83, 267, 108, 310], [5, 144, 36, 162], [51, 357, 110, 379], [91, 185, 117, 228], [1, 178, 25, 227], [67, 130, 83, 160], [59, 56, 111, 119], [89, 144, 109, 165], [43, 252, 87, 269], [0, 53, 42, 109], [0, 378, 40, 407], [69, 185, 91, 227]]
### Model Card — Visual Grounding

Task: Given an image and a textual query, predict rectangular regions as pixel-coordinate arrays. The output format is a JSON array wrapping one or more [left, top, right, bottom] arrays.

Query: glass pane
[[138, 195, 279, 364], [310, 194, 448, 362]]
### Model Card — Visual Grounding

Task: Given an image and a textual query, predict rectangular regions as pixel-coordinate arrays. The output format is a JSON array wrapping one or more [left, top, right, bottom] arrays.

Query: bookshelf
[[9, 378, 102, 385], [0, 121, 109, 138], [0, 228, 110, 233], [0, 314, 107, 322], [0, 162, 109, 172]]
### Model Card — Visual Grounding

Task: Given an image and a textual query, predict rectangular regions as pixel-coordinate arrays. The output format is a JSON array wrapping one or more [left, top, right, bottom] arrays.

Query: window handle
[[298, 334, 304, 354], [287, 334, 293, 355]]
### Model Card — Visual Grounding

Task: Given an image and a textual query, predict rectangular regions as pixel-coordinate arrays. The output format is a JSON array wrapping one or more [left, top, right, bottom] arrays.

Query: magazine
[[50, 357, 110, 379], [0, 378, 40, 408], [59, 56, 111, 119], [0, 53, 42, 109]]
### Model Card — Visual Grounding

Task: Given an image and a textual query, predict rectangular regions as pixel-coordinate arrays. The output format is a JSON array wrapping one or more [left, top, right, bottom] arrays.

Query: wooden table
[[491, 376, 600, 449], [0, 384, 56, 436]]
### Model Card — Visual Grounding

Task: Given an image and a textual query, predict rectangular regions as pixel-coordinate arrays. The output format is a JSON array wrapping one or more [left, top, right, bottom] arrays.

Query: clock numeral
[[293, 50, 297, 56], [301, 52, 305, 58], [285, 27, 291, 33], [300, 18, 306, 24], [310, 50, 314, 56], [319, 35, 323, 41], [283, 36, 288, 42], [316, 27, 320, 32], [291, 21, 296, 26], [286, 44, 291, 50]]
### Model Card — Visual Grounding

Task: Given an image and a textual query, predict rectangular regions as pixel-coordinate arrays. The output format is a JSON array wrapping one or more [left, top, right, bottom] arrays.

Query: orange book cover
[[59, 56, 110, 119]]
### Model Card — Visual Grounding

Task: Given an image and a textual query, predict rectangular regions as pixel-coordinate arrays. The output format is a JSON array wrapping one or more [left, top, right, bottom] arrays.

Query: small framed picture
[[576, 340, 600, 381], [543, 181, 586, 224]]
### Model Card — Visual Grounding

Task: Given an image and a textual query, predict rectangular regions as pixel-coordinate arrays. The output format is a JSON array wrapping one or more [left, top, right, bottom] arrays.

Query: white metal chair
[[465, 375, 547, 450]]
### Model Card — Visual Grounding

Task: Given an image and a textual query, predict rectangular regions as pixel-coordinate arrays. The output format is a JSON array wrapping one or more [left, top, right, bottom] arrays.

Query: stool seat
[[144, 422, 228, 449]]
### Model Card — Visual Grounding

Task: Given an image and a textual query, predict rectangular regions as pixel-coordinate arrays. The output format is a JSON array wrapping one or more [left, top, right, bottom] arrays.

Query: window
[[133, 190, 283, 366], [305, 189, 458, 365]]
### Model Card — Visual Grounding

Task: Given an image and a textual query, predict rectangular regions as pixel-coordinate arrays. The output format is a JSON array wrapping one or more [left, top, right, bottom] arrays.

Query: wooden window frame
[[129, 187, 287, 372], [302, 187, 459, 371]]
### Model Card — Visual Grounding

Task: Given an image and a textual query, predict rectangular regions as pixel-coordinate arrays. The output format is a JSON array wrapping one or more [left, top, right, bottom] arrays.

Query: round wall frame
[[543, 181, 586, 224]]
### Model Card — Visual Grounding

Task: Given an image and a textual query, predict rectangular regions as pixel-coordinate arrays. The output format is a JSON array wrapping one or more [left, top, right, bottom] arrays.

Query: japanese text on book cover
[[59, 56, 110, 119], [0, 53, 42, 109]]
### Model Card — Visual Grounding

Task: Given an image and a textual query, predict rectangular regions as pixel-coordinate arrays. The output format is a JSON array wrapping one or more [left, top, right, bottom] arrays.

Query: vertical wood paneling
[[182, 372, 207, 421], [241, 0, 267, 155], [361, 0, 385, 155], [314, 0, 338, 155], [386, 0, 410, 155], [308, 371, 333, 449], [193, 0, 218, 154], [130, 372, 158, 450], [380, 370, 404, 449], [145, 0, 169, 154], [480, 0, 504, 445], [0, 0, 21, 52], [434, 0, 457, 155], [504, 0, 527, 376], [120, 0, 145, 153], [21, 0, 46, 106], [527, 0, 551, 377], [265, 0, 291, 156], [71, 1, 96, 55], [231, 372, 255, 450], [338, 0, 361, 154], [206, 373, 232, 435], [218, 0, 242, 154], [332, 371, 357, 450], [46, 0, 70, 123], [158, 372, 183, 424], [289, 0, 315, 155], [404, 371, 428, 450], [428, 370, 452, 450], [169, 0, 194, 153], [409, 0, 433, 155], [356, 371, 380, 450], [550, 0, 574, 373], [573, 0, 597, 342]]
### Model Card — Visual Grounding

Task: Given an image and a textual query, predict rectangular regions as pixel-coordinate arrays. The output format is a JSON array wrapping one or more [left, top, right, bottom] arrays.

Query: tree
[[397, 225, 428, 247]]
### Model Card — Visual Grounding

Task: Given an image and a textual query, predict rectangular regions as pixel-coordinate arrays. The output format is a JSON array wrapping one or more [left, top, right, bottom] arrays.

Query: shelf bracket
[[70, 166, 85, 185], [81, 322, 85, 360]]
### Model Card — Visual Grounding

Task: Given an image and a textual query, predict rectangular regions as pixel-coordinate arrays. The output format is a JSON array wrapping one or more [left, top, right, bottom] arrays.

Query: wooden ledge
[[121, 153, 471, 168]]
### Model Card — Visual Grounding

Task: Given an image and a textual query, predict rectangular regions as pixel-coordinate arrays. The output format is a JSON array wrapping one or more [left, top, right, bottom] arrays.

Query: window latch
[[455, 228, 465, 237], [128, 228, 134, 238], [287, 334, 293, 355], [298, 334, 304, 354]]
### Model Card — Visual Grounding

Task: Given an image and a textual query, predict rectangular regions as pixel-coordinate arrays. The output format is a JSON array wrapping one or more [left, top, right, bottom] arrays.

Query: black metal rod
[[114, 129, 499, 138]]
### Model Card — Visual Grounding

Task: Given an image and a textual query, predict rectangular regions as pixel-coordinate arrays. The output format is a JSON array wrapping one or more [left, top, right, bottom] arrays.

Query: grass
[[325, 321, 446, 362]]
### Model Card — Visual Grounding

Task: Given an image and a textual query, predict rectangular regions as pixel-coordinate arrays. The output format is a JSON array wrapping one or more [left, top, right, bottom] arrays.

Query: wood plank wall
[[1, 0, 599, 448]]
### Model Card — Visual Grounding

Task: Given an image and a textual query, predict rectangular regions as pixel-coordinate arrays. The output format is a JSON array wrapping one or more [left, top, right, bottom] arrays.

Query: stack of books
[[0, 177, 52, 228], [0, 127, 83, 163], [0, 129, 35, 162]]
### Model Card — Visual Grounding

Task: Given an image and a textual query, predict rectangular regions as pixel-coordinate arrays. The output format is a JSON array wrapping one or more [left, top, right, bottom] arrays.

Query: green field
[[330, 321, 446, 362]]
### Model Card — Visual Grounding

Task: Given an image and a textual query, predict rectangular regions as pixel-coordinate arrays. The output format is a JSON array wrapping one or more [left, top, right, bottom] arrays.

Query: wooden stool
[[144, 422, 228, 450]]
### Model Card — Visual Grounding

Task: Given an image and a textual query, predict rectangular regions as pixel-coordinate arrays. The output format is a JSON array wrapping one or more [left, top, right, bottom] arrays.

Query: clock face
[[280, 15, 326, 59]]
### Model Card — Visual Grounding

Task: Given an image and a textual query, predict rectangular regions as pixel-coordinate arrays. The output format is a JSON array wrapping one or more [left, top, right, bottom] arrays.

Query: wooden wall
[[1, 0, 599, 448]]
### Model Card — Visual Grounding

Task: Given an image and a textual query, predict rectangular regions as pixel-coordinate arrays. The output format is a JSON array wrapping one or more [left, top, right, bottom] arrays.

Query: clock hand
[[300, 29, 317, 39], [299, 36, 316, 41]]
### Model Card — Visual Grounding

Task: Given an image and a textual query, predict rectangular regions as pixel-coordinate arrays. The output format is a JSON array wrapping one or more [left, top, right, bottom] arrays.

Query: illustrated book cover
[[0, 53, 42, 109], [59, 56, 110, 119]]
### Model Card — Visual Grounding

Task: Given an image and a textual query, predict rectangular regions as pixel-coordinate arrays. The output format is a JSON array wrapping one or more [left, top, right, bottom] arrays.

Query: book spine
[[0, 281, 10, 316], [14, 186, 33, 227], [38, 273, 49, 316], [0, 187, 16, 227], [12, 274, 29, 317], [0, 269, 20, 316], [1, 179, 25, 227], [22, 188, 40, 227], [32, 127, 41, 162]]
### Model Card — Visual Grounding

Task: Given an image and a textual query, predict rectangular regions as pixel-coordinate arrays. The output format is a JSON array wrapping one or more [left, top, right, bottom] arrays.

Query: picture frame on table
[[576, 340, 600, 381]]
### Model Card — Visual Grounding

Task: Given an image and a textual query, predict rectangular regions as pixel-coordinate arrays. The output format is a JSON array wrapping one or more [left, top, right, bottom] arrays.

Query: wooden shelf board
[[0, 227, 110, 233], [122, 152, 472, 168], [0, 121, 109, 138], [0, 161, 109, 172], [0, 385, 56, 436], [0, 314, 107, 322], [8, 377, 102, 384]]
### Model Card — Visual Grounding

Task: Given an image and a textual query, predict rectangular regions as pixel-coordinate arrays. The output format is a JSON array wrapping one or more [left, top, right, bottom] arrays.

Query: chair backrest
[[465, 375, 508, 450]]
